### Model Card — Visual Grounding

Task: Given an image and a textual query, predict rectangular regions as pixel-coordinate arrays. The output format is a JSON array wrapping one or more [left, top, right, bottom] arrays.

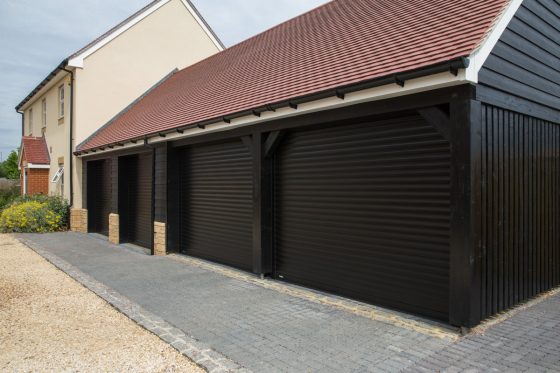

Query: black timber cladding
[[479, 104, 560, 319], [477, 0, 560, 123], [119, 153, 154, 249], [274, 113, 451, 320], [178, 139, 253, 271], [87, 159, 112, 235], [475, 0, 560, 320]]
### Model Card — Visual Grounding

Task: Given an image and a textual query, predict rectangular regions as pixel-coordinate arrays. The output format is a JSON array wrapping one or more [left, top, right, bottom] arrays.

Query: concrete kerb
[[17, 236, 250, 373]]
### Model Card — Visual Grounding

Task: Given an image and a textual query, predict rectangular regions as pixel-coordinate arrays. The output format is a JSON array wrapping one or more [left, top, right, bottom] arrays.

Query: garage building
[[74, 0, 560, 327]]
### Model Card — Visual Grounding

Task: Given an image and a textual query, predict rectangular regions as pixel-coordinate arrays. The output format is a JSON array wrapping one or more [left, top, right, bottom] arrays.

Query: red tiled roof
[[21, 137, 50, 165], [78, 0, 508, 151]]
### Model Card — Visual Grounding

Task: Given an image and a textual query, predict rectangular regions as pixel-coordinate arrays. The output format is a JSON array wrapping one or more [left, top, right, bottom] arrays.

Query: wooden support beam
[[110, 156, 119, 215], [252, 132, 273, 275], [418, 106, 451, 141], [154, 144, 167, 224], [252, 132, 263, 274], [449, 97, 482, 328], [166, 147, 181, 253], [264, 130, 286, 158]]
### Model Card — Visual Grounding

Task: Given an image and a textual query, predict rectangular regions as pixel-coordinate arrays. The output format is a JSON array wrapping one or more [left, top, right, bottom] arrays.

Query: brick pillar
[[154, 221, 166, 256], [70, 208, 88, 233], [109, 213, 120, 244]]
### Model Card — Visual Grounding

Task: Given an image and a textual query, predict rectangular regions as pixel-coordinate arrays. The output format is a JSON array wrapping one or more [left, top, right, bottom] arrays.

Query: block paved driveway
[[17, 233, 560, 373]]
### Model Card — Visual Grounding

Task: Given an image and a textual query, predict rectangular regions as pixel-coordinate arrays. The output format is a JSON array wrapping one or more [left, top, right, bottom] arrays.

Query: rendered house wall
[[22, 75, 71, 199], [71, 0, 221, 209]]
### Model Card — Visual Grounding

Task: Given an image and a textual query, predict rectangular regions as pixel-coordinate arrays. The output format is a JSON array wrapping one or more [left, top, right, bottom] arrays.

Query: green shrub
[[0, 195, 69, 233], [0, 188, 19, 211]]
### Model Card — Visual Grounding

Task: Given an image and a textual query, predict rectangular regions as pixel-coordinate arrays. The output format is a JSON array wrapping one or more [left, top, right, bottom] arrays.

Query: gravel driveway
[[0, 234, 202, 373]]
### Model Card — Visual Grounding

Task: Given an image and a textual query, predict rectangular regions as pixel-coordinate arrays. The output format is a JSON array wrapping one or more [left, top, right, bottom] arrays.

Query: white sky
[[0, 0, 329, 160]]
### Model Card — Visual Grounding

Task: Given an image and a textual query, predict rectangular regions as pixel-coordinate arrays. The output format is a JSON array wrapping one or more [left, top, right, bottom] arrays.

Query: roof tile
[[21, 137, 50, 165], [79, 0, 508, 151]]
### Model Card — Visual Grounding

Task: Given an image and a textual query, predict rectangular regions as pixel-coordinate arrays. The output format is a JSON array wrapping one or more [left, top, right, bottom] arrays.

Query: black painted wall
[[477, 0, 560, 123], [475, 0, 560, 321], [479, 104, 560, 319]]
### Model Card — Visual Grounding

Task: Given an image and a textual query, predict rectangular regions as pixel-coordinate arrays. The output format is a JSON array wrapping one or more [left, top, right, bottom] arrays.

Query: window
[[42, 98, 47, 129], [28, 108, 33, 134], [58, 85, 65, 118]]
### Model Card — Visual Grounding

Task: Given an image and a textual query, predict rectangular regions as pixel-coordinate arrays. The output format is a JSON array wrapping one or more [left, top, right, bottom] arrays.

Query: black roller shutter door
[[87, 159, 111, 236], [275, 114, 451, 320], [179, 140, 253, 271], [119, 153, 153, 249]]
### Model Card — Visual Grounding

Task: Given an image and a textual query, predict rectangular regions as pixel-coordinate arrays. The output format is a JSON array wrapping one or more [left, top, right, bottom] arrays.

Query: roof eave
[[15, 59, 69, 112], [76, 57, 472, 155]]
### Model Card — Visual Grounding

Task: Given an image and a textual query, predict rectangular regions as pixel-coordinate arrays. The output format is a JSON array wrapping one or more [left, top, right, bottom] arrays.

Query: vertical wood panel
[[480, 103, 560, 319]]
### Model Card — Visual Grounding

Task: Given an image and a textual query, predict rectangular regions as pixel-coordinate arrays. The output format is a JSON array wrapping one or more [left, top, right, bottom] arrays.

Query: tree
[[2, 150, 20, 180]]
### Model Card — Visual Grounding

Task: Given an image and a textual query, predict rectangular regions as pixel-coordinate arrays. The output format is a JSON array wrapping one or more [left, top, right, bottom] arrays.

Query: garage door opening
[[119, 153, 153, 250], [178, 139, 253, 271], [274, 113, 451, 321], [87, 159, 112, 236]]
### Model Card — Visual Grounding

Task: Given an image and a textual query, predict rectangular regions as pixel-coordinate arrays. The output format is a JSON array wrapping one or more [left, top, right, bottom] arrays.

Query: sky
[[0, 0, 329, 162]]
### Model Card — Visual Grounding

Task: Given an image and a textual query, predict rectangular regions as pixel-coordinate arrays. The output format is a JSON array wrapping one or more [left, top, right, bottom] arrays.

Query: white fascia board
[[81, 142, 145, 158], [79, 69, 473, 158], [465, 0, 523, 83], [145, 70, 472, 145], [80, 70, 471, 158], [27, 163, 51, 169], [67, 0, 171, 68], [179, 0, 224, 51], [18, 70, 69, 111]]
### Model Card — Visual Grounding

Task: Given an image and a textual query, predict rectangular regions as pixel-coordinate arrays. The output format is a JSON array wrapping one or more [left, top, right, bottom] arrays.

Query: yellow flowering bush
[[0, 199, 65, 233]]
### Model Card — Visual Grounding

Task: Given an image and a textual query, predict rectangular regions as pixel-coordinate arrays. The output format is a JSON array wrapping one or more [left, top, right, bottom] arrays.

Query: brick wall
[[154, 222, 167, 256], [70, 209, 88, 233], [109, 213, 120, 244], [25, 169, 49, 195]]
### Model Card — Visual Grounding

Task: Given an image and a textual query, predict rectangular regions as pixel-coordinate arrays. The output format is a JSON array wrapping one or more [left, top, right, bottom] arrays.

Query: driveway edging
[[17, 236, 250, 373]]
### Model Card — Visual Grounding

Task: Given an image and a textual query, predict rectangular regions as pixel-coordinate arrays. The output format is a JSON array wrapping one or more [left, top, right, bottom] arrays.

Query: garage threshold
[[88, 233, 151, 256], [168, 252, 459, 340]]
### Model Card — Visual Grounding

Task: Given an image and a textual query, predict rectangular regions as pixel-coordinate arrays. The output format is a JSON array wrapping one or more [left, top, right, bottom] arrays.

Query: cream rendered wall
[[72, 0, 220, 208], [22, 75, 71, 199], [44, 78, 71, 198]]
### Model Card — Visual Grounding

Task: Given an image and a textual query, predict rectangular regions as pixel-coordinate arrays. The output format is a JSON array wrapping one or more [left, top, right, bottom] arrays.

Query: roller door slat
[[179, 140, 253, 271], [275, 114, 451, 320]]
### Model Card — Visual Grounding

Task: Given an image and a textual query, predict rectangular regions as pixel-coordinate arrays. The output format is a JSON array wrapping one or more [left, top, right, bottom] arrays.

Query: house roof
[[78, 0, 509, 152], [15, 0, 223, 112], [20, 137, 50, 165]]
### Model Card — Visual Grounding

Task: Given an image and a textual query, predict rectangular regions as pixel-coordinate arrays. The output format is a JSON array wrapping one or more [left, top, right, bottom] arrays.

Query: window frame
[[58, 85, 65, 119], [28, 108, 33, 134], [42, 98, 47, 129]]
